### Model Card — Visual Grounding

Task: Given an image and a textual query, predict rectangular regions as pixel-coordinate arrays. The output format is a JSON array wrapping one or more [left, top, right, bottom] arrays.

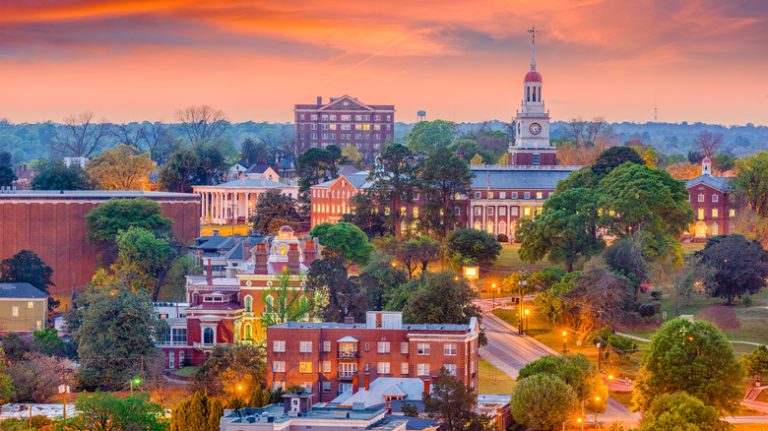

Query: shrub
[[650, 290, 662, 301], [638, 303, 659, 318], [497, 234, 509, 243], [742, 295, 753, 307]]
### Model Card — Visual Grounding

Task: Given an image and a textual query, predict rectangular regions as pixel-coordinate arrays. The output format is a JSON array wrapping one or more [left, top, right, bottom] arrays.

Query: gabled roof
[[686, 174, 731, 192], [246, 163, 275, 174], [332, 377, 425, 408], [311, 171, 370, 190], [0, 283, 47, 299], [319, 95, 375, 112]]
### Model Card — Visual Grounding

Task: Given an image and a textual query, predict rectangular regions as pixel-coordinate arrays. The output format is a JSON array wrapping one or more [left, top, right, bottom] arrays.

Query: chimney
[[303, 240, 316, 265], [364, 374, 370, 391], [317, 96, 323, 106], [206, 259, 213, 285], [352, 375, 359, 394], [423, 378, 431, 395], [287, 243, 300, 274], [254, 243, 268, 274], [242, 239, 252, 260]]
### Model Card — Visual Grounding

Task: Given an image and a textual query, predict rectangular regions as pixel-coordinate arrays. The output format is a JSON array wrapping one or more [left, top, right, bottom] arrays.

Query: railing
[[338, 371, 357, 380], [338, 351, 359, 359]]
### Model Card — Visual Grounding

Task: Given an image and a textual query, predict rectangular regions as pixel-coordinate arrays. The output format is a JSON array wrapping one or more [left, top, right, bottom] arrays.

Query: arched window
[[473, 220, 482, 231], [486, 221, 495, 235], [243, 323, 253, 341], [203, 327, 214, 344], [244, 295, 253, 313], [265, 295, 274, 313]]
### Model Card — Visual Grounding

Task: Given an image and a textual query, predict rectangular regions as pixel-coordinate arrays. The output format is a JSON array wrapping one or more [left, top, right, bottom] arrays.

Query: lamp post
[[524, 308, 530, 334], [518, 273, 527, 335], [562, 330, 568, 354], [491, 283, 497, 309], [130, 377, 141, 396], [562, 417, 582, 431]]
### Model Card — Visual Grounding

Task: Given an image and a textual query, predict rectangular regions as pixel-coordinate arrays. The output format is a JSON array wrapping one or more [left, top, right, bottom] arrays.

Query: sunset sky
[[1, 0, 766, 125]]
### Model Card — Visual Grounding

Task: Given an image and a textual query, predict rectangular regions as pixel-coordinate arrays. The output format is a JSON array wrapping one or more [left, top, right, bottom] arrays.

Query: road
[[476, 298, 642, 426]]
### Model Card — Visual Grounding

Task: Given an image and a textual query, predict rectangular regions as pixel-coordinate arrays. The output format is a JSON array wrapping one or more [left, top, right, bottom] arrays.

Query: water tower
[[417, 110, 426, 122]]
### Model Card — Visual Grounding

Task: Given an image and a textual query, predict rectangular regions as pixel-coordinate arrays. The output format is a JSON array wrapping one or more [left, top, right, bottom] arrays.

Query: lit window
[[443, 343, 457, 356], [413, 207, 419, 218], [523, 207, 532, 217], [377, 362, 391, 374], [299, 362, 312, 373], [401, 363, 409, 375], [12, 306, 18, 317], [443, 364, 457, 376], [712, 208, 719, 218], [488, 192, 494, 199], [273, 340, 286, 353], [27, 301, 34, 309], [536, 192, 543, 199], [416, 343, 430, 355], [417, 363, 430, 376], [299, 341, 313, 353], [729, 209, 736, 217], [697, 208, 705, 220], [273, 361, 286, 372]]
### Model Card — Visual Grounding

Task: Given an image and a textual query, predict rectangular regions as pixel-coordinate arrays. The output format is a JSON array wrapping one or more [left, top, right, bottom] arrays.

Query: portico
[[193, 179, 299, 225]]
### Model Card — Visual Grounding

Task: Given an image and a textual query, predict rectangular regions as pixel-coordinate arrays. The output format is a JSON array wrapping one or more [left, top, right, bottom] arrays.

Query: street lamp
[[491, 283, 497, 309], [562, 330, 568, 354], [517, 273, 527, 335], [130, 377, 141, 396], [562, 417, 582, 431]]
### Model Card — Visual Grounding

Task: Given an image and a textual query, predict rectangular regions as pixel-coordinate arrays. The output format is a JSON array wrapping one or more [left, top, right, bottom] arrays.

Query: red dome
[[702, 156, 712, 163], [524, 71, 542, 82]]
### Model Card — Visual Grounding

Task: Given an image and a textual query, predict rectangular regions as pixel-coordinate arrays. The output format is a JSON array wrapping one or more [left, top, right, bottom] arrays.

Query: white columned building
[[193, 179, 299, 225]]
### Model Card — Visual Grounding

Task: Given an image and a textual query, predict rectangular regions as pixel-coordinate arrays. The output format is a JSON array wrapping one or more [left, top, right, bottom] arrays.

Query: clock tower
[[508, 27, 556, 166]]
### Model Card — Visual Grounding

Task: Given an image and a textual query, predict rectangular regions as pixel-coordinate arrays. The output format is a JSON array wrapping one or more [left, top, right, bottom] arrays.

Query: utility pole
[[518, 273, 525, 336]]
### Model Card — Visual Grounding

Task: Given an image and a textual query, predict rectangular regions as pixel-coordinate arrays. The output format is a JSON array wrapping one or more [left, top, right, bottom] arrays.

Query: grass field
[[477, 358, 515, 394], [476, 243, 557, 294], [171, 366, 199, 378]]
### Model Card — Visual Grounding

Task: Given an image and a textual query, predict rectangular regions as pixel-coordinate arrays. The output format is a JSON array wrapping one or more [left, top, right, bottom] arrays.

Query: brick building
[[266, 311, 480, 403], [294, 96, 395, 162], [0, 191, 200, 298], [157, 226, 319, 367], [686, 157, 738, 239]]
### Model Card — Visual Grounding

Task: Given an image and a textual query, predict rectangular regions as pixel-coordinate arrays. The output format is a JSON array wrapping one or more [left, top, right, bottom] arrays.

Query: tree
[[176, 105, 228, 145], [510, 374, 575, 431], [240, 137, 268, 167], [734, 152, 768, 217], [114, 227, 175, 300], [359, 252, 407, 310], [694, 131, 723, 158], [638, 392, 728, 431], [0, 151, 16, 187], [423, 368, 492, 431], [411, 237, 441, 275], [665, 162, 701, 180], [367, 144, 419, 237], [562, 117, 613, 148], [0, 250, 58, 312], [8, 352, 75, 403], [310, 222, 373, 266], [31, 161, 94, 190], [402, 272, 480, 325], [32, 327, 71, 357], [518, 187, 604, 272], [170, 391, 222, 431], [0, 347, 14, 412], [591, 146, 644, 176], [50, 112, 110, 158], [419, 151, 473, 239], [406, 119, 457, 154], [140, 122, 179, 165], [695, 234, 768, 304], [195, 344, 266, 399], [341, 145, 363, 166], [70, 282, 165, 390], [158, 148, 200, 193], [305, 253, 367, 323], [633, 318, 743, 413], [604, 236, 648, 296], [469, 153, 484, 165], [445, 228, 501, 267], [712, 153, 735, 172], [249, 189, 301, 234], [518, 354, 607, 413], [297, 147, 341, 213], [742, 345, 768, 382], [85, 198, 173, 250], [85, 144, 155, 190], [342, 192, 388, 238], [54, 391, 167, 431], [258, 269, 312, 333]]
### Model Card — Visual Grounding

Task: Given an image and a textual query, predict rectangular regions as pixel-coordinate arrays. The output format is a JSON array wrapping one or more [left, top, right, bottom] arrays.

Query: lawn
[[476, 243, 559, 294], [171, 366, 199, 378], [477, 358, 515, 394]]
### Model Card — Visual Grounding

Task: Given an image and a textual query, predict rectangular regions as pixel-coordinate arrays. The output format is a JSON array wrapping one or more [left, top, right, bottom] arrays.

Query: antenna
[[528, 26, 538, 70]]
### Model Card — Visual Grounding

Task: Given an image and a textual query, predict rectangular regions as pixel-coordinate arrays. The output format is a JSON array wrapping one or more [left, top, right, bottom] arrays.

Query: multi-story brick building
[[266, 311, 480, 403], [686, 157, 738, 239], [294, 96, 395, 162], [0, 190, 200, 298]]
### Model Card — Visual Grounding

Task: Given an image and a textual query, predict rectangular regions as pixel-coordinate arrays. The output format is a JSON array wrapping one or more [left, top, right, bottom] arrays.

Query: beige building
[[0, 283, 47, 333]]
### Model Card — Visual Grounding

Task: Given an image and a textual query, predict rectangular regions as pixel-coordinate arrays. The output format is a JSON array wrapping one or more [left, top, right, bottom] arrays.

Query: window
[[323, 340, 331, 352], [487, 207, 494, 215], [169, 352, 175, 368], [12, 306, 18, 317], [273, 361, 286, 372], [322, 361, 331, 373], [265, 295, 274, 312], [321, 114, 329, 121], [401, 342, 409, 354], [374, 115, 381, 121], [364, 343, 370, 352], [322, 381, 331, 393], [499, 207, 507, 216], [532, 154, 541, 165], [310, 114, 317, 120], [524, 192, 531, 200], [27, 301, 34, 309], [443, 364, 457, 376], [417, 363, 430, 376], [203, 327, 214, 344], [401, 363, 409, 375], [299, 341, 313, 353], [697, 208, 705, 220], [244, 295, 252, 312], [413, 207, 419, 218], [444, 343, 457, 356], [536, 192, 543, 199], [488, 192, 494, 199], [473, 207, 481, 216], [729, 208, 736, 217], [474, 192, 481, 199], [243, 324, 252, 341], [698, 193, 705, 203], [523, 207, 532, 217], [273, 340, 286, 353], [511, 192, 518, 199], [499, 191, 506, 199], [172, 328, 187, 343], [377, 341, 391, 354], [416, 343, 430, 355], [712, 208, 719, 218], [377, 362, 391, 374], [179, 351, 184, 366], [712, 194, 719, 203], [341, 114, 351, 121], [299, 362, 312, 373]]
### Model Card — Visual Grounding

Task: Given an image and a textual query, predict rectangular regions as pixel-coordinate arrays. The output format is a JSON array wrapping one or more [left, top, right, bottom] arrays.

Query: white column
[[494, 205, 498, 236]]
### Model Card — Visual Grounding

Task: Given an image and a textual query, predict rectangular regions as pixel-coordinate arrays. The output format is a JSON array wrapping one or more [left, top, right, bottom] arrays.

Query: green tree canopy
[[31, 161, 94, 190], [742, 345, 768, 381], [297, 147, 340, 213], [249, 189, 302, 234], [734, 151, 768, 217], [423, 368, 492, 431], [518, 353, 607, 413], [55, 391, 167, 431], [518, 187, 604, 272], [402, 271, 480, 325], [0, 151, 16, 187], [633, 318, 743, 413], [85, 198, 173, 249], [510, 374, 575, 431], [591, 146, 644, 176], [445, 228, 501, 267], [114, 227, 175, 300], [159, 144, 227, 193], [406, 119, 457, 154], [359, 252, 408, 310], [305, 253, 367, 323], [170, 391, 222, 431], [366, 143, 419, 237], [310, 222, 374, 266], [342, 192, 388, 238], [638, 392, 729, 431], [85, 144, 155, 190], [695, 234, 768, 304], [419, 151, 473, 239], [0, 250, 58, 312]]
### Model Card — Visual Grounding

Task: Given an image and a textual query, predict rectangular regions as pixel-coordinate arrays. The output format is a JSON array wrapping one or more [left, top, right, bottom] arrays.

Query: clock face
[[529, 123, 542, 136]]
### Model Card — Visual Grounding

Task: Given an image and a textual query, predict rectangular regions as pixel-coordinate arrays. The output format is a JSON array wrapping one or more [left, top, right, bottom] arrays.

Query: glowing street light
[[562, 330, 568, 354], [524, 308, 530, 333], [130, 377, 142, 396]]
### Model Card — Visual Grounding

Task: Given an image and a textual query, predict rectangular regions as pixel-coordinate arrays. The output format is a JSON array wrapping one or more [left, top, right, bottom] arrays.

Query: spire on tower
[[528, 26, 538, 71]]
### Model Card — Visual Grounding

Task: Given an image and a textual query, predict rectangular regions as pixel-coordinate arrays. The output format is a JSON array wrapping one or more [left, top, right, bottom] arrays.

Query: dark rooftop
[[0, 283, 48, 299]]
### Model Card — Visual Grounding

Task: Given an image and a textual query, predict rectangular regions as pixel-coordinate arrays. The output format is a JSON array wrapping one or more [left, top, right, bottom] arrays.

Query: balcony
[[338, 371, 357, 380], [338, 351, 359, 360]]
